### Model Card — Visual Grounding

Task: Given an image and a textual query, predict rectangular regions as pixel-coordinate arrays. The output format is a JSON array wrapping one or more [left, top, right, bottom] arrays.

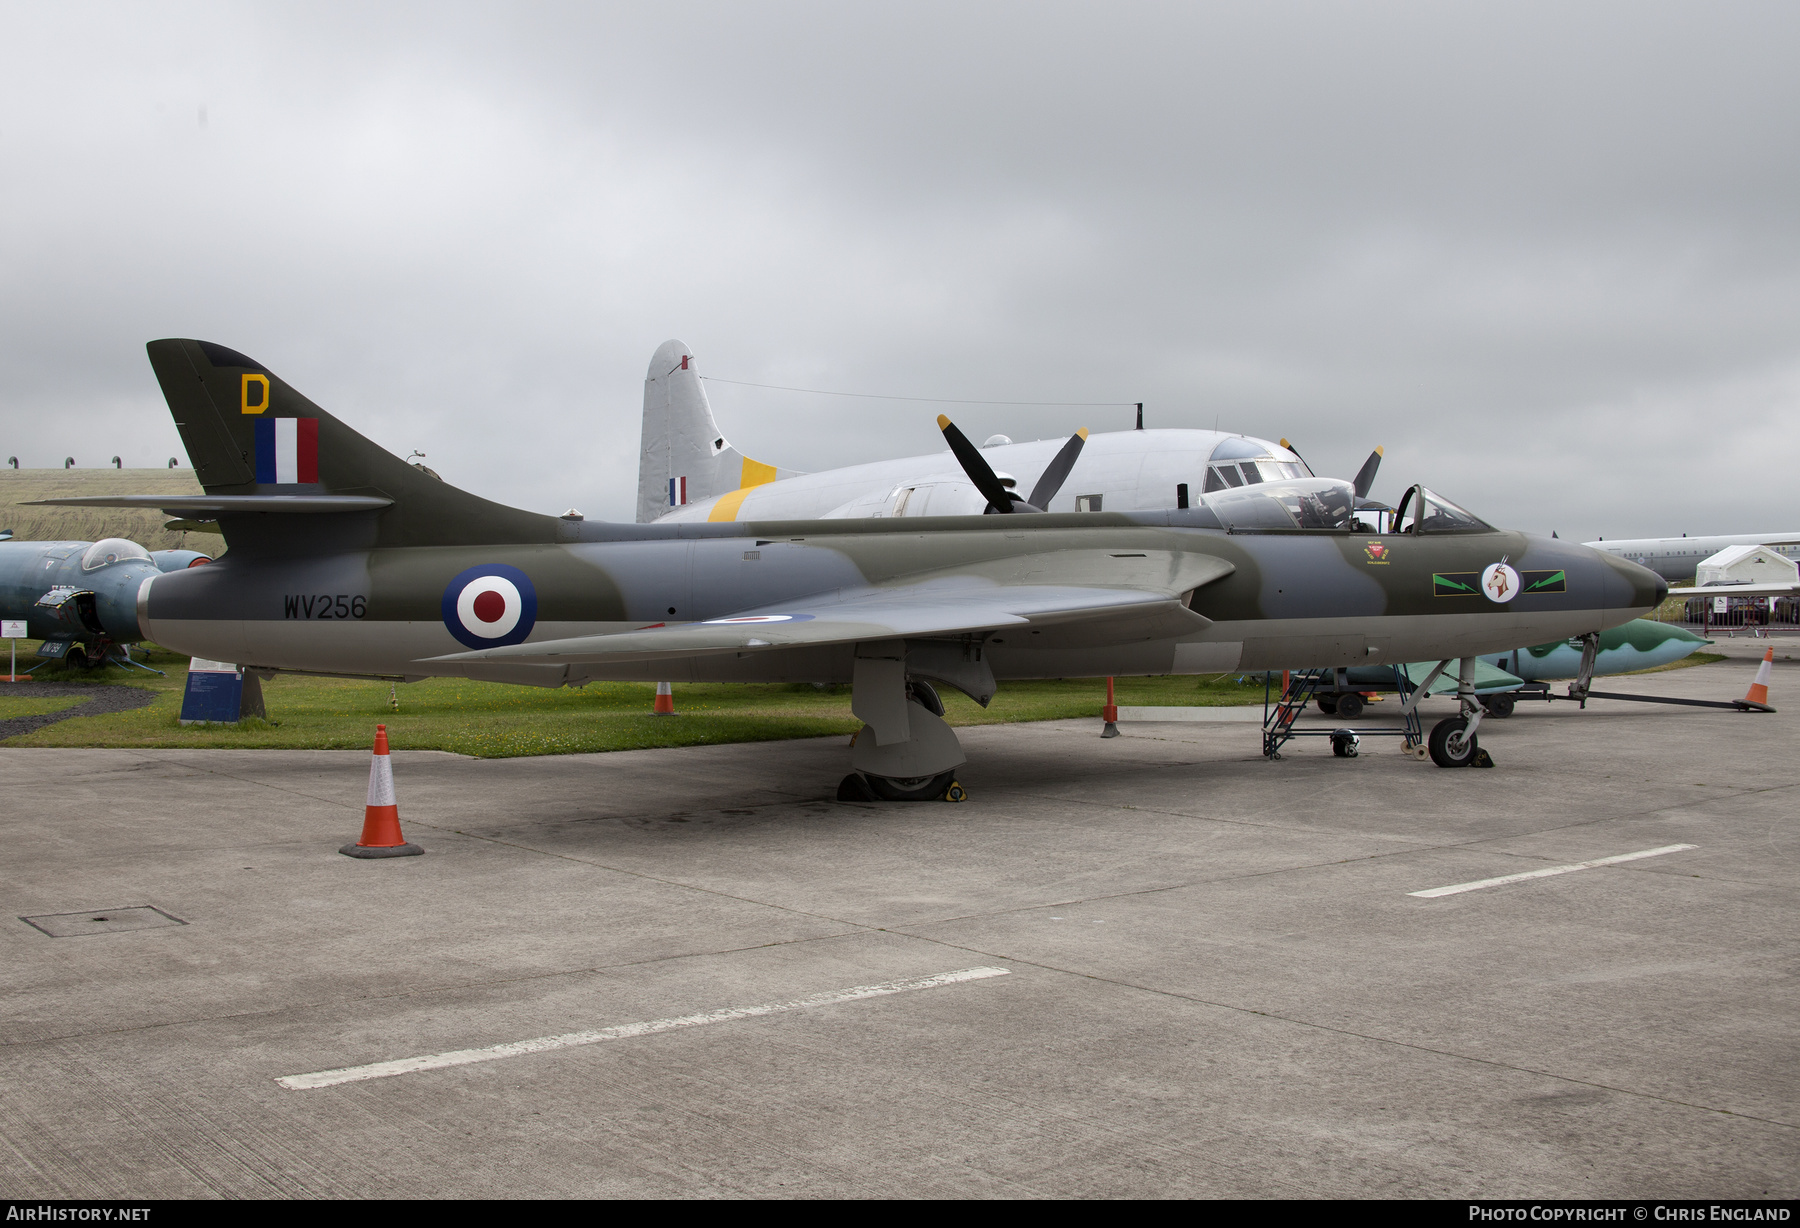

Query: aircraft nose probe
[[937, 415, 1088, 513]]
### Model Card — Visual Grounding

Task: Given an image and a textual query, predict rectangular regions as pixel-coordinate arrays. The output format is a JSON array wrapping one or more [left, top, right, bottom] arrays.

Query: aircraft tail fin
[[635, 340, 802, 523], [142, 339, 556, 551]]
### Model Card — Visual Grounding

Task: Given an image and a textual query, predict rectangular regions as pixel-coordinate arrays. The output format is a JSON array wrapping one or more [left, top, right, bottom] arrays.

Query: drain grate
[[20, 906, 187, 938]]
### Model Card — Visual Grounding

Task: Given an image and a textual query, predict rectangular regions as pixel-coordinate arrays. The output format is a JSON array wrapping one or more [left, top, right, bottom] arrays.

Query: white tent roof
[[1697, 542, 1787, 570]]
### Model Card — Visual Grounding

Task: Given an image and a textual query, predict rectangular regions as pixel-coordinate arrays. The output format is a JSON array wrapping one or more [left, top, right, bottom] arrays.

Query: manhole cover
[[20, 906, 187, 938]]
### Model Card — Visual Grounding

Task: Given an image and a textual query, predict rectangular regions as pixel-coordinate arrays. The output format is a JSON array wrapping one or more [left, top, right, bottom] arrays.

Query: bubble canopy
[[1204, 478, 1359, 532], [81, 538, 152, 570], [1392, 486, 1494, 534]]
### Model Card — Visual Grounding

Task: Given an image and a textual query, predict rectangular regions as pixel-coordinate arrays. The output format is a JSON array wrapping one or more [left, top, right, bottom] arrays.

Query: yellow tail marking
[[241, 373, 270, 414], [740, 457, 779, 488], [708, 486, 754, 522]]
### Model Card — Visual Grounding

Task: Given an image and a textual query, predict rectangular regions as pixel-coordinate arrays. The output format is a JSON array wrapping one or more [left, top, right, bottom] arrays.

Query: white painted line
[[1408, 844, 1698, 899], [277, 966, 1010, 1091]]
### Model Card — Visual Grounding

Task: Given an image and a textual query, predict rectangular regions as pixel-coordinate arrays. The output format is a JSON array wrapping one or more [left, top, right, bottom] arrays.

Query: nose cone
[[1599, 552, 1667, 613]]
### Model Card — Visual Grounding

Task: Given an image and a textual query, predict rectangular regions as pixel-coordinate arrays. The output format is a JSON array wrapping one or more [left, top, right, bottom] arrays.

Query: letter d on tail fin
[[634, 340, 800, 523]]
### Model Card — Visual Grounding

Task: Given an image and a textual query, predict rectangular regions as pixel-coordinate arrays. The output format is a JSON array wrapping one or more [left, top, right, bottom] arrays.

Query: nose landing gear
[[1428, 657, 1496, 768]]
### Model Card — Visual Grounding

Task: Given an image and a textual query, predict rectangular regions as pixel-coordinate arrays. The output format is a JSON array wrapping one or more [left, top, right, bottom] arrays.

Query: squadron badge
[[1481, 562, 1521, 603]]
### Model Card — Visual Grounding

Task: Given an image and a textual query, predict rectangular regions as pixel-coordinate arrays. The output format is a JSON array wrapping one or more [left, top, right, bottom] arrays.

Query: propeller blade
[[1278, 437, 1313, 475], [938, 415, 1021, 513], [1026, 428, 1088, 510], [1352, 446, 1384, 500]]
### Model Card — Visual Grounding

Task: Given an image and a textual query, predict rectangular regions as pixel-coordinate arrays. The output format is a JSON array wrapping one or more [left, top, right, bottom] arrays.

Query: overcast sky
[[2, 1, 1796, 538]]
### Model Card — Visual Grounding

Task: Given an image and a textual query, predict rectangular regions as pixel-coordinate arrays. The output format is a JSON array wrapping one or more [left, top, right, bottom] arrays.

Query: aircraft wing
[[1403, 659, 1525, 695], [1667, 583, 1800, 597], [429, 556, 1233, 666]]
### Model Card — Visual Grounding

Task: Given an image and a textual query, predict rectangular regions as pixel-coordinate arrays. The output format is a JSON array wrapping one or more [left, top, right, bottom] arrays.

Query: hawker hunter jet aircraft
[[40, 340, 1663, 794], [637, 341, 1385, 526]]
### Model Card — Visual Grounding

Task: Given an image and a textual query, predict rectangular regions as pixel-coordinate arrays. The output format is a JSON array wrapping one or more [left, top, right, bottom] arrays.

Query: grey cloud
[[1, 1, 1795, 538]]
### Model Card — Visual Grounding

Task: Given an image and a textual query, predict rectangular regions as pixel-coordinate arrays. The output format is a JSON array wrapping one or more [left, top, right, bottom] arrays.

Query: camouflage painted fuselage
[[137, 510, 1663, 687]]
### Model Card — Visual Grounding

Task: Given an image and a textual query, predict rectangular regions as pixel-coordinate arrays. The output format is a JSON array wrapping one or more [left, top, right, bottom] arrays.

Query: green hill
[[0, 469, 219, 554]]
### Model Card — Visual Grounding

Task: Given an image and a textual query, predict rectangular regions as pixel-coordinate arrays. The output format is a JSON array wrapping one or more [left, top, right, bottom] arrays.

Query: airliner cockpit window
[[1206, 478, 1358, 532], [80, 538, 151, 570]]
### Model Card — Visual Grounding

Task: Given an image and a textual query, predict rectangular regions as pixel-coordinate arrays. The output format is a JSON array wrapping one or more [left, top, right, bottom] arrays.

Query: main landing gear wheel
[[1428, 717, 1480, 768], [862, 770, 959, 802], [1334, 692, 1364, 719]]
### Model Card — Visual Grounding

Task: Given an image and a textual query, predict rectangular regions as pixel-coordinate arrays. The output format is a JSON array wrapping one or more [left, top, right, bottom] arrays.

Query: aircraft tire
[[1335, 692, 1364, 719], [836, 772, 879, 802], [866, 769, 957, 802], [1428, 717, 1479, 768]]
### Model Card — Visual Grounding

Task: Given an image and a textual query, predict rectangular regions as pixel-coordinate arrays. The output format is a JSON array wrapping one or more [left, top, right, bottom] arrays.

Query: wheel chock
[[1472, 749, 1495, 769], [942, 780, 968, 803]]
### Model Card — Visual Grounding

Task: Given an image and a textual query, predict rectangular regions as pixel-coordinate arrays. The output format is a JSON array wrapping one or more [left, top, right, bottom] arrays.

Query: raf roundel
[[441, 564, 538, 649]]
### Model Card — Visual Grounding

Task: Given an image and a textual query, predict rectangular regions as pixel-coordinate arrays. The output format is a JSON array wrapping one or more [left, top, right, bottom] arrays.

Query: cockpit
[[1202, 437, 1312, 492], [80, 538, 153, 571], [1390, 486, 1494, 534], [1197, 479, 1494, 535], [1203, 478, 1362, 532]]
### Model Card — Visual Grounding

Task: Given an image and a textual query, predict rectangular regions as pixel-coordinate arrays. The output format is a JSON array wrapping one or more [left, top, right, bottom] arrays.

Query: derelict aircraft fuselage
[[40, 340, 1664, 784]]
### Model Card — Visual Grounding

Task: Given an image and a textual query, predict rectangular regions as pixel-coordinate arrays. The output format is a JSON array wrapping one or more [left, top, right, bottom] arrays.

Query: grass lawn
[[1, 641, 1731, 758], [3, 641, 1268, 757], [0, 694, 88, 721]]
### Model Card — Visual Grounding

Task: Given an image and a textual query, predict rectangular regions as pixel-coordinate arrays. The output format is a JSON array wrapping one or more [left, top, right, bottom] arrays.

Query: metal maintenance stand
[[1262, 665, 1426, 760]]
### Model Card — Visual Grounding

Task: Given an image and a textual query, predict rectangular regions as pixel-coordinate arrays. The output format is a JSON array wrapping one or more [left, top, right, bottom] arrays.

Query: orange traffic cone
[[1735, 647, 1776, 713], [653, 681, 675, 715], [1101, 676, 1119, 738], [340, 724, 424, 857]]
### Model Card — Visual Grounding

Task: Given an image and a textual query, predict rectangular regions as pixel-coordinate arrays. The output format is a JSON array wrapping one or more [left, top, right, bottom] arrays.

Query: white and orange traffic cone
[[1101, 676, 1120, 738], [653, 681, 675, 715], [1735, 647, 1776, 713], [340, 724, 424, 857]]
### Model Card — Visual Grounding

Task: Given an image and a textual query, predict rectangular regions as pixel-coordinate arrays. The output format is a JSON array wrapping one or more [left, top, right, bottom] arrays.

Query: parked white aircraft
[[635, 340, 1379, 525], [1585, 532, 1800, 581]]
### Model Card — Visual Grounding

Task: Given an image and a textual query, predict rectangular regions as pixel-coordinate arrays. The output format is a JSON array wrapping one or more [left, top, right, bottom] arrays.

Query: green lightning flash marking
[[1525, 570, 1566, 593], [1433, 573, 1479, 597]]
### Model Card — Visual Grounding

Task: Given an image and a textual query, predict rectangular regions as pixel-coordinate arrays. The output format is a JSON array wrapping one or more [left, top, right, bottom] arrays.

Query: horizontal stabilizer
[[1411, 659, 1524, 694], [28, 494, 393, 515]]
